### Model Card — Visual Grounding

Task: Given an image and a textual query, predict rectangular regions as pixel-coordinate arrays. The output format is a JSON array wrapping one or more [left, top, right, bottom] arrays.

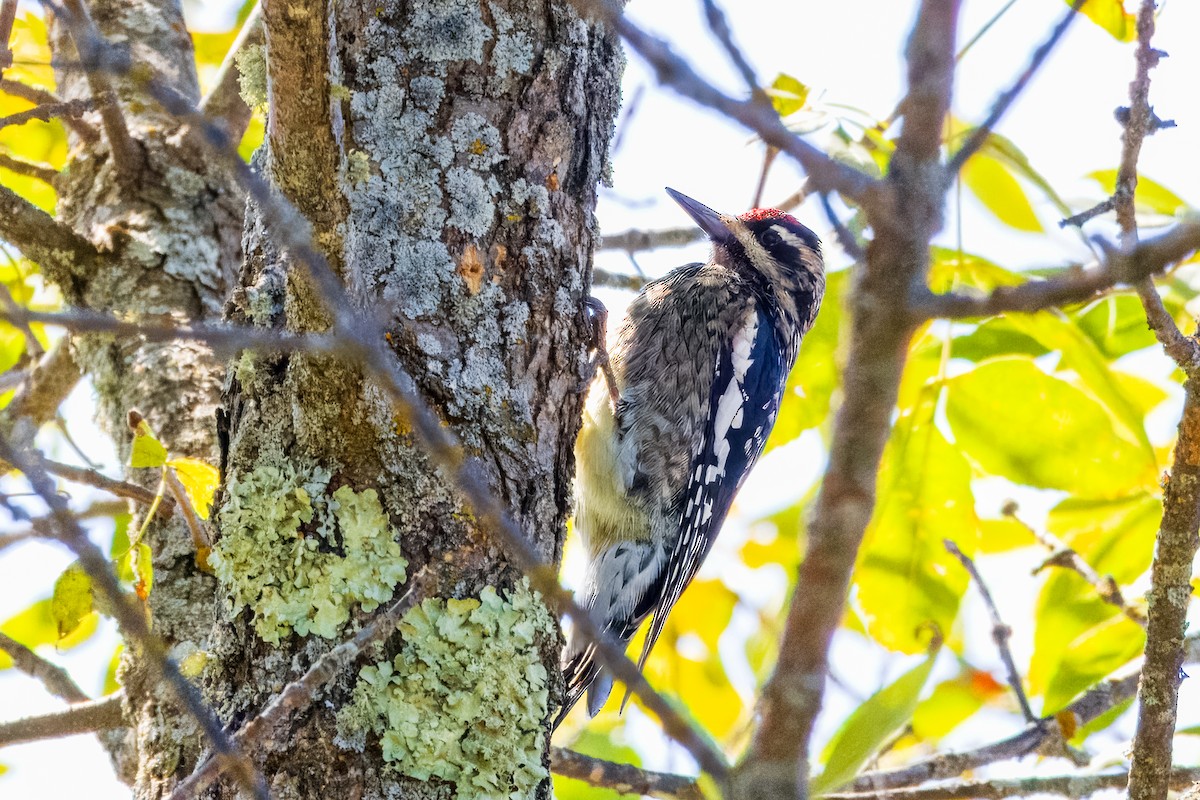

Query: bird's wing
[[634, 304, 788, 673]]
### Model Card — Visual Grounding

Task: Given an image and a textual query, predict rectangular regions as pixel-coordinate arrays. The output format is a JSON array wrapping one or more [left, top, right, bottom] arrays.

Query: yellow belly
[[573, 385, 651, 552]]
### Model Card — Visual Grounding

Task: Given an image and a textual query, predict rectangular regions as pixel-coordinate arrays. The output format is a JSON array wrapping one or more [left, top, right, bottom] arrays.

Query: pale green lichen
[[446, 167, 498, 237], [347, 149, 372, 184], [403, 0, 492, 63], [336, 580, 554, 800], [210, 464, 408, 644], [234, 43, 267, 110]]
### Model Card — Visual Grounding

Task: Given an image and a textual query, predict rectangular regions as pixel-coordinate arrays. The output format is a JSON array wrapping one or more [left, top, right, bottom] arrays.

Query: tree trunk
[[47, 0, 623, 797]]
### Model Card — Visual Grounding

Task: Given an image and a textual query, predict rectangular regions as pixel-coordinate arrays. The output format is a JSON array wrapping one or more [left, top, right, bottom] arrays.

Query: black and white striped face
[[736, 210, 824, 282]]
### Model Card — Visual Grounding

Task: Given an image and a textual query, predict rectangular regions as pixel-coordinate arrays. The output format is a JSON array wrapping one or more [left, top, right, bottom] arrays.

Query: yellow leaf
[[51, 562, 94, 639], [961, 152, 1042, 232], [130, 419, 167, 468], [1067, 0, 1136, 42], [168, 457, 219, 519]]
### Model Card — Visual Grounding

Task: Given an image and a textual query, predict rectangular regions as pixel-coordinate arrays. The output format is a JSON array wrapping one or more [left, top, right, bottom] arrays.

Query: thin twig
[[574, 0, 879, 207], [943, 540, 1035, 722], [751, 145, 778, 209], [913, 220, 1200, 322], [57, 0, 140, 177], [35, 455, 175, 513], [1059, 197, 1115, 229], [2, 338, 82, 431], [849, 634, 1200, 792], [820, 192, 865, 262], [163, 465, 209, 554], [0, 693, 124, 746], [600, 226, 704, 254], [946, 0, 1086, 174], [0, 183, 104, 284], [0, 437, 267, 799], [0, 631, 90, 703], [0, 97, 94, 130], [166, 564, 443, 800], [550, 747, 704, 800], [699, 0, 760, 97], [828, 768, 1200, 800], [0, 151, 57, 182], [197, 3, 262, 141], [0, 279, 43, 356], [0, 78, 98, 140], [1008, 508, 1148, 627], [0, 0, 17, 79]]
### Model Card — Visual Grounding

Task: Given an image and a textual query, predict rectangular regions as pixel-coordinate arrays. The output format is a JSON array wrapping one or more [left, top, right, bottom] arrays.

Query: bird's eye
[[761, 230, 782, 246]]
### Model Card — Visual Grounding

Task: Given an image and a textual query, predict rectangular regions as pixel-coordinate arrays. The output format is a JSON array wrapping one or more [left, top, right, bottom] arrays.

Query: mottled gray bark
[[44, 0, 242, 795], [208, 1, 621, 799]]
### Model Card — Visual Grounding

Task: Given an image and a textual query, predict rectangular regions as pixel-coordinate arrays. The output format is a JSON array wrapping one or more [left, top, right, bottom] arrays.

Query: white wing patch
[[707, 312, 758, 483]]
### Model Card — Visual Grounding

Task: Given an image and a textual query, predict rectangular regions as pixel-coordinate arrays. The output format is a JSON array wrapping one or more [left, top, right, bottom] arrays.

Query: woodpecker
[[559, 187, 825, 724]]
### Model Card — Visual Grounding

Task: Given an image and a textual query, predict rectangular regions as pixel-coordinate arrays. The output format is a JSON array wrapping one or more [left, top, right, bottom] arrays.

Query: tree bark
[[197, 1, 620, 799]]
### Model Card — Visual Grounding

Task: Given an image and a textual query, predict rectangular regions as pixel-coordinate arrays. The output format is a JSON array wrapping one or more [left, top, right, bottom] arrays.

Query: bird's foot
[[582, 297, 619, 408]]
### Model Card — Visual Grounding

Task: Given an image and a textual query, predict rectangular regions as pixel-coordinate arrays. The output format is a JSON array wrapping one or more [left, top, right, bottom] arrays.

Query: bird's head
[[665, 188, 824, 309]]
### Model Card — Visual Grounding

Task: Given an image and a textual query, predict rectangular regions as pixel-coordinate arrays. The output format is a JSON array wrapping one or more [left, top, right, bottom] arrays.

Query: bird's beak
[[665, 187, 734, 245]]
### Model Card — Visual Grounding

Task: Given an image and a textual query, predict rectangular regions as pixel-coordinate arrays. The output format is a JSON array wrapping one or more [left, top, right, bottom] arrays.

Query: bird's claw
[[582, 297, 620, 409]]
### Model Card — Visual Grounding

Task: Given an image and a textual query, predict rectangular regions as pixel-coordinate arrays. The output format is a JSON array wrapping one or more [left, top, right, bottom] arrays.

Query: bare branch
[[943, 540, 1035, 723], [573, 0, 879, 206], [0, 437, 267, 799], [1128, 363, 1200, 800], [894, 0, 959, 163], [0, 631, 90, 703], [56, 0, 141, 177], [1060, 197, 1115, 229], [163, 464, 209, 554], [828, 768, 1200, 800], [550, 747, 704, 800], [912, 220, 1200, 321], [0, 0, 17, 79], [739, 5, 959, 797], [0, 78, 99, 141], [1110, 0, 1200, 373], [198, 3, 262, 141], [167, 564, 442, 800], [0, 693, 123, 746], [698, 0, 760, 97], [592, 267, 647, 291], [34, 455, 174, 513], [1013, 509, 1147, 627], [599, 226, 704, 254], [849, 634, 1200, 792], [946, 0, 1085, 174], [2, 337, 82, 431], [0, 183, 104, 281], [0, 152, 56, 182]]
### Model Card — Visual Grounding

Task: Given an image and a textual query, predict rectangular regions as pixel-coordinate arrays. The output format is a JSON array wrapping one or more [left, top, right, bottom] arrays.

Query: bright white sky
[[3, 1, 1200, 797]]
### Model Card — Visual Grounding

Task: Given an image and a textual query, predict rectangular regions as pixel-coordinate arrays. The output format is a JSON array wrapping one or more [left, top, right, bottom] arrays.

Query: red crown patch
[[738, 207, 799, 225]]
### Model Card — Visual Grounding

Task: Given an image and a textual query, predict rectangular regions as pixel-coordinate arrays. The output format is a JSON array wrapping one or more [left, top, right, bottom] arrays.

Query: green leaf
[[130, 418, 167, 468], [1030, 493, 1159, 706], [945, 358, 1155, 496], [1044, 615, 1145, 712], [855, 412, 978, 654], [51, 562, 95, 639], [1068, 0, 1136, 42], [813, 651, 938, 794], [978, 129, 1073, 218], [1087, 170, 1189, 217], [1073, 294, 1162, 359], [951, 319, 1049, 362], [1005, 311, 1155, 459], [168, 457, 219, 519], [768, 73, 810, 117], [961, 152, 1042, 232]]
